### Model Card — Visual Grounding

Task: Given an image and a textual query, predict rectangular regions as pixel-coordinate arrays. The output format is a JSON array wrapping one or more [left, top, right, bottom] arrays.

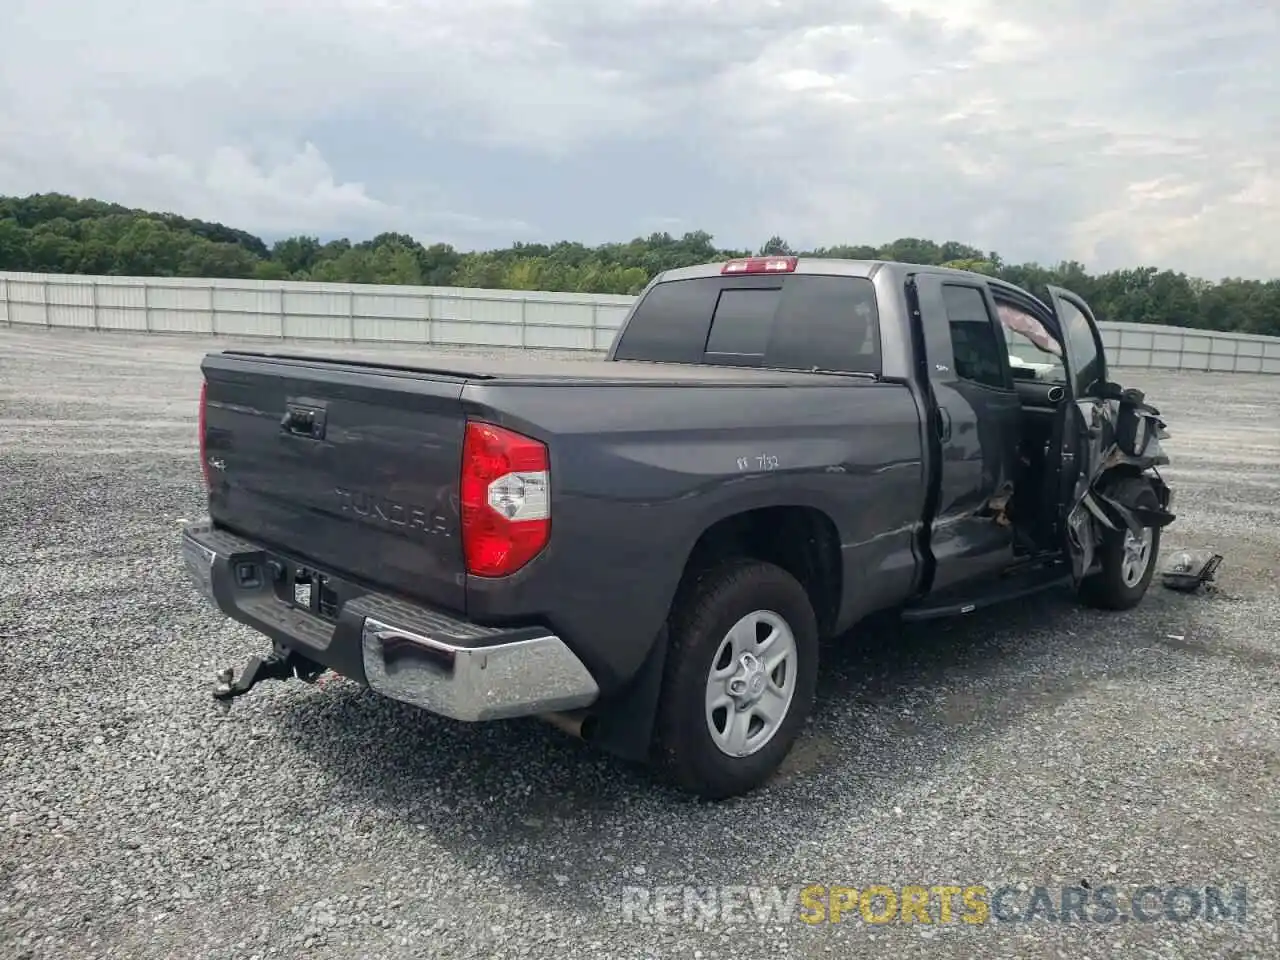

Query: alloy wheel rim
[[1121, 526, 1154, 587]]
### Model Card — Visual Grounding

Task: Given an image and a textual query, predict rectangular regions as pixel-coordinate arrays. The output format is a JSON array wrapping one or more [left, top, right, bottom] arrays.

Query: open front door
[[1042, 284, 1110, 581]]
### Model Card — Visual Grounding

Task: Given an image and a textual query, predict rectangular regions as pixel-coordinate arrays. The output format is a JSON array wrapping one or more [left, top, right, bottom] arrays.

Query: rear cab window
[[613, 273, 881, 375]]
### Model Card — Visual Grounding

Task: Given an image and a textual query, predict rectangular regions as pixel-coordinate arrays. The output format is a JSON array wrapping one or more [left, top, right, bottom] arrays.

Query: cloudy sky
[[2, 0, 1277, 278]]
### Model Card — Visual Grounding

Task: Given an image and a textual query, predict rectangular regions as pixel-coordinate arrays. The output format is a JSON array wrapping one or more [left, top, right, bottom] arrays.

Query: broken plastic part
[[1161, 549, 1223, 592]]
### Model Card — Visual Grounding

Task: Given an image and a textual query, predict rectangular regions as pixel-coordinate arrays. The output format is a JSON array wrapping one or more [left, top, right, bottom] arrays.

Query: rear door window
[[940, 284, 1009, 389], [614, 274, 881, 375]]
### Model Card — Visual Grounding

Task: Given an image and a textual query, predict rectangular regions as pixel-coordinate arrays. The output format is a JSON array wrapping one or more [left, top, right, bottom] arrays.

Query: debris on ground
[[1161, 549, 1224, 593]]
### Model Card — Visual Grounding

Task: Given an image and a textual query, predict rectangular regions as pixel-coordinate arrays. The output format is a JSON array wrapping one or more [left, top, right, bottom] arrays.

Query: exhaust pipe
[[538, 709, 597, 741]]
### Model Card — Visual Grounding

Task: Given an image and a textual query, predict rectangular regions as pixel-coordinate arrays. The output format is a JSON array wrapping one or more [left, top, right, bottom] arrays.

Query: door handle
[[281, 402, 326, 439], [936, 406, 952, 442]]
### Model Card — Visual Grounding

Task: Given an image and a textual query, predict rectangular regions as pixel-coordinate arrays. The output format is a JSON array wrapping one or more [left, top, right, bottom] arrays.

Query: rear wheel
[[653, 560, 818, 800], [1079, 485, 1161, 610]]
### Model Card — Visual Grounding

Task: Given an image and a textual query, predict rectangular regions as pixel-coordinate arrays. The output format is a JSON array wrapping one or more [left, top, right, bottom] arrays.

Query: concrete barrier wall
[[4, 270, 1280, 373], [0, 271, 634, 353], [1096, 321, 1280, 374]]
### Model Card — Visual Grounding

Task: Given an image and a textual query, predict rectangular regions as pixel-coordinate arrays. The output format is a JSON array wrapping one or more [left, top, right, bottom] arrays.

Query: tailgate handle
[[281, 403, 326, 440]]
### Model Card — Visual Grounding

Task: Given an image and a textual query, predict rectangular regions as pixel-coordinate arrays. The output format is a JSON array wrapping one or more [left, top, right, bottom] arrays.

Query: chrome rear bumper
[[181, 519, 599, 722], [360, 618, 599, 721]]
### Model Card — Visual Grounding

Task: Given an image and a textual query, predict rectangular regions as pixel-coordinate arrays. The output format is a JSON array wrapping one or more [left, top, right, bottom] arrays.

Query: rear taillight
[[198, 380, 210, 488], [460, 421, 550, 578]]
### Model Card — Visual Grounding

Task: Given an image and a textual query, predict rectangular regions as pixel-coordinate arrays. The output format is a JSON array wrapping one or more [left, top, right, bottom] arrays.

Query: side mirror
[[1092, 380, 1125, 401]]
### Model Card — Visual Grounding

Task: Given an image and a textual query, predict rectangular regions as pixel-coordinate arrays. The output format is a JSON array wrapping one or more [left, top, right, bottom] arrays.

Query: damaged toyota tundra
[[182, 257, 1176, 799]]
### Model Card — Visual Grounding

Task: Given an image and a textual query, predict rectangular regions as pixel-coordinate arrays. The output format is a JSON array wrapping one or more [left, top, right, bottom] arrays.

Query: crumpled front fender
[[1091, 472, 1176, 538]]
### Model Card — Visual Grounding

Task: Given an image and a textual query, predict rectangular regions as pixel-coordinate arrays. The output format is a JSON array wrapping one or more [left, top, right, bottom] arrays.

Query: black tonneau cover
[[218, 350, 865, 386]]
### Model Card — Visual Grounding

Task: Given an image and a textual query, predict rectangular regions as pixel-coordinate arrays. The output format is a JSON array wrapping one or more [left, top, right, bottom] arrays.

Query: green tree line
[[2, 193, 1278, 335]]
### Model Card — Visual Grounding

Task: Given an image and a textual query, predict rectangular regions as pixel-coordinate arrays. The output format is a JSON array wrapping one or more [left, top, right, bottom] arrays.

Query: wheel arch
[[675, 504, 843, 638], [584, 503, 841, 766]]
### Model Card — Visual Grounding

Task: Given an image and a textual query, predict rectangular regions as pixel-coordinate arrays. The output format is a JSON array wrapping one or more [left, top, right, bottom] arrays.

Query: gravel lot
[[2, 326, 1277, 960]]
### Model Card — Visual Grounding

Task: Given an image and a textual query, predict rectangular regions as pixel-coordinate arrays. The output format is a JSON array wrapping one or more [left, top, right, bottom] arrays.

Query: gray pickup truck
[[183, 256, 1175, 798]]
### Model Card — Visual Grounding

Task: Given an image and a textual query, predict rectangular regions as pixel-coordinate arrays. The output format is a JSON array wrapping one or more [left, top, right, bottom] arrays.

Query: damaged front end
[[1071, 382, 1177, 569]]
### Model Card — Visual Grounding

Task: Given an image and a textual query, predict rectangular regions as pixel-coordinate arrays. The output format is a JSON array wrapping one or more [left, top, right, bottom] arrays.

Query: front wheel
[[652, 559, 819, 800], [1079, 518, 1161, 610]]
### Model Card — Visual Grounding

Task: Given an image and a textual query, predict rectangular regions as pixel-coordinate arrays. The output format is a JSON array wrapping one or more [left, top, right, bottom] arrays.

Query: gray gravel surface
[[2, 326, 1277, 959]]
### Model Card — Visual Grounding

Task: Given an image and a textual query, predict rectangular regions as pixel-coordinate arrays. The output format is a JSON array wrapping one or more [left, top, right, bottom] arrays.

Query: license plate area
[[276, 564, 340, 621]]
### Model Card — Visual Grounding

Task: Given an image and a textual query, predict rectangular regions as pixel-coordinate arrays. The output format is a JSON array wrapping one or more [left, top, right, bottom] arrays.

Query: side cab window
[[939, 283, 1010, 390]]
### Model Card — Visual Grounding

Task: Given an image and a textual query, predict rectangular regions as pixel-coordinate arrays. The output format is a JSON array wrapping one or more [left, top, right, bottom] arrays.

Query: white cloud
[[0, 0, 1276, 276]]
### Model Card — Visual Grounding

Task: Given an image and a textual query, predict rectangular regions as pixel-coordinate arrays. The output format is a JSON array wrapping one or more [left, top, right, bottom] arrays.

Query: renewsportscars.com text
[[619, 884, 1250, 926]]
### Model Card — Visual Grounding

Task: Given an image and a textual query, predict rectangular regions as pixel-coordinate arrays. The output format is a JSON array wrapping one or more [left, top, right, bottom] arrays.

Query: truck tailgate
[[201, 352, 469, 613]]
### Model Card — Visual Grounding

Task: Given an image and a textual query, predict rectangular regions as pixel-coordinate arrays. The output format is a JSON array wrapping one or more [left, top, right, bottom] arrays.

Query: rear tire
[[652, 559, 819, 800], [1078, 483, 1162, 611]]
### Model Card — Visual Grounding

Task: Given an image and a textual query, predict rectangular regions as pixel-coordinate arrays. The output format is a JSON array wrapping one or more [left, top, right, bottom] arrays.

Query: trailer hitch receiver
[[213, 648, 325, 701]]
